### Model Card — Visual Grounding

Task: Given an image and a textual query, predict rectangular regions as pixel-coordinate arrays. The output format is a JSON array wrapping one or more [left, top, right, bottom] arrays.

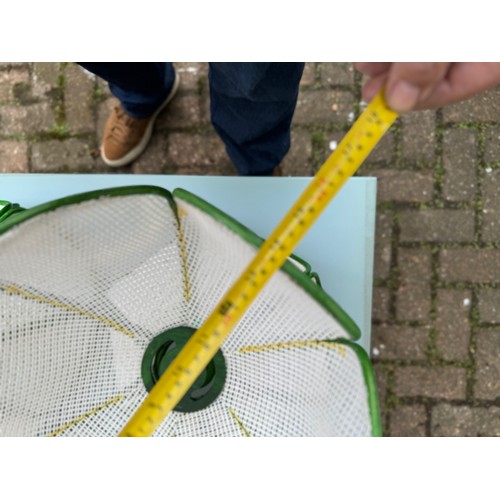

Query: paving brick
[[397, 248, 432, 322], [281, 129, 314, 176], [371, 325, 428, 361], [370, 169, 434, 203], [0, 68, 29, 102], [484, 126, 500, 165], [96, 98, 115, 144], [401, 110, 436, 165], [481, 169, 500, 241], [399, 209, 475, 243], [0, 63, 27, 69], [95, 75, 112, 98], [477, 288, 500, 323], [443, 86, 500, 122], [172, 162, 237, 176], [64, 63, 95, 133], [320, 63, 355, 86], [364, 130, 395, 164], [93, 156, 130, 173], [315, 130, 345, 168], [474, 329, 500, 400], [293, 89, 355, 125], [372, 287, 390, 322], [433, 289, 472, 360], [328, 125, 396, 168], [389, 404, 427, 437], [173, 62, 208, 92], [0, 141, 28, 172], [374, 211, 392, 281], [440, 249, 500, 283], [31, 139, 95, 172], [394, 366, 467, 399], [156, 94, 204, 129], [442, 128, 477, 202], [31, 62, 60, 98], [202, 91, 211, 123], [300, 63, 316, 87], [432, 404, 500, 436], [132, 134, 169, 174], [0, 103, 55, 136], [167, 132, 233, 171]]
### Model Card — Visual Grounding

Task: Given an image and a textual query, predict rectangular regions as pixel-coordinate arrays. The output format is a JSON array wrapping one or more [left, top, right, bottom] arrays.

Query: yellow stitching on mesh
[[228, 407, 251, 437], [0, 284, 135, 338], [47, 395, 125, 437], [174, 212, 191, 302], [238, 339, 347, 357]]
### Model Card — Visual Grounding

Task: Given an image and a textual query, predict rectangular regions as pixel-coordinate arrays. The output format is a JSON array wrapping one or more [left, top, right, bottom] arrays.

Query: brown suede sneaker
[[101, 72, 180, 167]]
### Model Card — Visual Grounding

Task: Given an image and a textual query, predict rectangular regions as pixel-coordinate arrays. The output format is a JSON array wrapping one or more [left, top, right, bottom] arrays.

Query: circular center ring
[[141, 326, 226, 413]]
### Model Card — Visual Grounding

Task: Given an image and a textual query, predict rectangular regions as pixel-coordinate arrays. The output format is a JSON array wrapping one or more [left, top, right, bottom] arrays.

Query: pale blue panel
[[0, 174, 376, 351]]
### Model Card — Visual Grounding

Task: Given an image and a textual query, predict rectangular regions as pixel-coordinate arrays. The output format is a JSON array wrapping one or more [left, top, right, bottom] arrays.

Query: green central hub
[[141, 326, 227, 413]]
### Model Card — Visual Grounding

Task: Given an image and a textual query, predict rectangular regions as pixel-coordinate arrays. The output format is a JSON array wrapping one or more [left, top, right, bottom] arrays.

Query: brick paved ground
[[1, 62, 499, 436]]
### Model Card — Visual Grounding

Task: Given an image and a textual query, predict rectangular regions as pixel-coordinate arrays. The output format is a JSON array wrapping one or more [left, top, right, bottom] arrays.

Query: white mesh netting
[[0, 190, 376, 436]]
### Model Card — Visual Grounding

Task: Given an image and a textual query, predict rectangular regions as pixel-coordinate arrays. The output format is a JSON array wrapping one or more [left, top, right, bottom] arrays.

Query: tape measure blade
[[118, 90, 398, 437]]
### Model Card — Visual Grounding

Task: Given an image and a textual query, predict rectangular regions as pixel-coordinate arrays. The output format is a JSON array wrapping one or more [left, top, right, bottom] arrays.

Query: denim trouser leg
[[78, 62, 304, 175], [78, 63, 175, 119], [209, 63, 304, 175]]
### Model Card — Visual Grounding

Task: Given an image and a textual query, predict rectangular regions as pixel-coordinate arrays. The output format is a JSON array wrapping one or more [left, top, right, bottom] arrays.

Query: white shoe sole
[[101, 72, 180, 167]]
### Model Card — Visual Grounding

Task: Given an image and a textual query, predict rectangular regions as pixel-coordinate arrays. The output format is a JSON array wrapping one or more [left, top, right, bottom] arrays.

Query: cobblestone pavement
[[1, 62, 499, 436]]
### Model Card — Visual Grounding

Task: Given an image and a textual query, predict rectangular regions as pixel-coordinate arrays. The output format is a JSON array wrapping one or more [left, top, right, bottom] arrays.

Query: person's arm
[[354, 62, 500, 112]]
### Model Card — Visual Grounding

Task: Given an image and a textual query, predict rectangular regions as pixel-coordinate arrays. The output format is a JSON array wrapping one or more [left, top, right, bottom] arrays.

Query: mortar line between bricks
[[475, 124, 485, 244], [442, 121, 500, 129], [475, 323, 500, 329], [382, 364, 397, 436], [90, 72, 101, 156], [387, 208, 400, 322], [391, 118, 402, 169], [378, 359, 472, 369], [372, 319, 430, 328], [434, 108, 444, 203], [420, 401, 432, 436], [362, 161, 433, 172], [396, 396, 494, 406], [429, 247, 440, 320], [466, 287, 480, 402], [352, 68, 363, 118], [26, 62, 34, 174], [55, 63, 67, 128], [398, 241, 500, 250], [378, 199, 480, 210], [438, 282, 500, 289]]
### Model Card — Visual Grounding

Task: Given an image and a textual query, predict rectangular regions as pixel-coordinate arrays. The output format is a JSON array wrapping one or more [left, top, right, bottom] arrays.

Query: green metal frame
[[0, 200, 25, 223]]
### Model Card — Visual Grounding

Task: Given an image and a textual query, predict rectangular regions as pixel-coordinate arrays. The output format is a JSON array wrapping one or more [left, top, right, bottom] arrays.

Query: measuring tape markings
[[119, 92, 398, 437]]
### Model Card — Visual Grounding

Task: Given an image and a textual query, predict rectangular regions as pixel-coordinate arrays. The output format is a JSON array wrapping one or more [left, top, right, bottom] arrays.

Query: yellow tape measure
[[118, 90, 398, 437]]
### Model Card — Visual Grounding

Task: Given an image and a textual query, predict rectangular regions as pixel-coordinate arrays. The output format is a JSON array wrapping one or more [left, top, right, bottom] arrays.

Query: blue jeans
[[79, 63, 305, 175]]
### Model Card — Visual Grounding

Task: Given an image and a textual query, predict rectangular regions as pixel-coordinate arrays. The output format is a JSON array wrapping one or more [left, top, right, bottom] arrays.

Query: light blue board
[[0, 174, 377, 352]]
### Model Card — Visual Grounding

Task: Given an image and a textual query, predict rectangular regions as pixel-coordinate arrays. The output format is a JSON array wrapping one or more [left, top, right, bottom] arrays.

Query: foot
[[101, 72, 180, 167]]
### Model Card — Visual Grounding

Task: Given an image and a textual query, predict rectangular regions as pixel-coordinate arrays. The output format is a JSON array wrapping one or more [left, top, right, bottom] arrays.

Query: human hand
[[354, 62, 500, 112]]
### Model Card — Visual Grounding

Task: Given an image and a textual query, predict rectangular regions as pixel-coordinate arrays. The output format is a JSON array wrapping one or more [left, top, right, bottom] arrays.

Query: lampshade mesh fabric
[[0, 191, 373, 436]]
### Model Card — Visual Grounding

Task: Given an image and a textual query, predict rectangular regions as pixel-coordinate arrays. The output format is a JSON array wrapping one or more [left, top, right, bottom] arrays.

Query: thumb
[[385, 63, 451, 112]]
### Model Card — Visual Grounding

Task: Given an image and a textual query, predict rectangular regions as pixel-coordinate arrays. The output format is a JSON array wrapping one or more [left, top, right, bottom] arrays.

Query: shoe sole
[[101, 71, 180, 167]]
